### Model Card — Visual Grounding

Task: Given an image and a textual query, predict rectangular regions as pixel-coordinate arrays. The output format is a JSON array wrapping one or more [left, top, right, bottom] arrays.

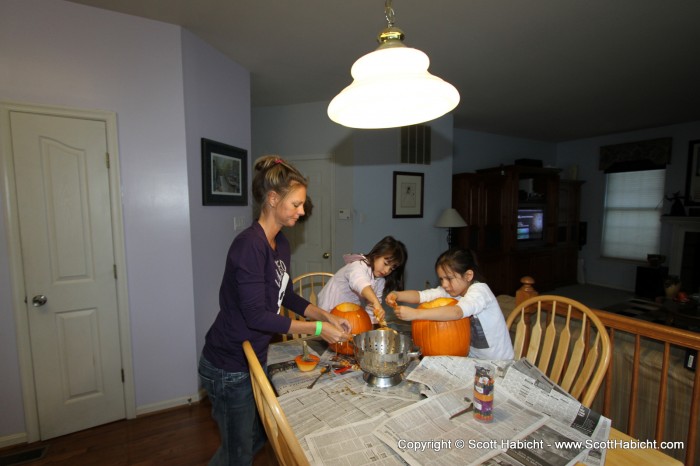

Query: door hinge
[[121, 369, 125, 383], [106, 152, 110, 169], [113, 264, 117, 279]]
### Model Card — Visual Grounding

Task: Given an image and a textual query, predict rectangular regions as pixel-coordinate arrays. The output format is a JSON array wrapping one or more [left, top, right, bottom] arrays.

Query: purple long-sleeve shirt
[[202, 222, 310, 371]]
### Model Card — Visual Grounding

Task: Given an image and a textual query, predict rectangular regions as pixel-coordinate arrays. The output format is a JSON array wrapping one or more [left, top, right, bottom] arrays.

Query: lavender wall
[[181, 29, 252, 358], [0, 0, 250, 442]]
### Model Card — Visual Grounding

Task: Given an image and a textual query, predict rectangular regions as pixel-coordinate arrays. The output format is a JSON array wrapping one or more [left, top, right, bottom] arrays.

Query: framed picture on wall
[[202, 138, 248, 206], [392, 171, 424, 218], [686, 139, 700, 206]]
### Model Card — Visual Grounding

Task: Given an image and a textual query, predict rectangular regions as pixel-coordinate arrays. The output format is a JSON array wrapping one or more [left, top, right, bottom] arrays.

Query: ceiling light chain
[[384, 0, 395, 28]]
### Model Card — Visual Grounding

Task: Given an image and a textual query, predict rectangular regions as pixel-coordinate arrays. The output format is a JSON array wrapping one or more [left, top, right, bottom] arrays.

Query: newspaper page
[[305, 414, 408, 466], [267, 338, 362, 395], [502, 421, 588, 466], [374, 387, 548, 466], [407, 356, 512, 397], [277, 371, 422, 461], [500, 358, 611, 466]]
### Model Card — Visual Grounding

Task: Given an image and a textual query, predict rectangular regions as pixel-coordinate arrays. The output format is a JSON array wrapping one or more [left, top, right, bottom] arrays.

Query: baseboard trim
[[0, 432, 28, 449], [135, 391, 205, 417], [0, 392, 207, 450]]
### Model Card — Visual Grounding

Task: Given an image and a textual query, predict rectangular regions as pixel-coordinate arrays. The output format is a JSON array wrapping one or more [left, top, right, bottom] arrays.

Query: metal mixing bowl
[[353, 330, 421, 387]]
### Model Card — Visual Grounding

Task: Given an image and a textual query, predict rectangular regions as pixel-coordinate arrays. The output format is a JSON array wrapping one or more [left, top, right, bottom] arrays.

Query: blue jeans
[[198, 356, 267, 466]]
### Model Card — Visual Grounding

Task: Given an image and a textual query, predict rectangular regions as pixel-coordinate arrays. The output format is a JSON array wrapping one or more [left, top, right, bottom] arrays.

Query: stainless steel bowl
[[353, 330, 421, 387]]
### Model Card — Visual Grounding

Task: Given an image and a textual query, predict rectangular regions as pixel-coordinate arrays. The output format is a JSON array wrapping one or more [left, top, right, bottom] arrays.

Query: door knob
[[322, 252, 330, 259], [32, 295, 47, 307]]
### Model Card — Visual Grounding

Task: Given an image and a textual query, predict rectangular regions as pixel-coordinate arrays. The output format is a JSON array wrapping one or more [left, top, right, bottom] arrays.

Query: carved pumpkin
[[412, 298, 471, 356], [329, 302, 373, 355], [294, 354, 320, 372]]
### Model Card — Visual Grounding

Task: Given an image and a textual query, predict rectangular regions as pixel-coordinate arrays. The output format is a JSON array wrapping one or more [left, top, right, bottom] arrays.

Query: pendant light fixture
[[327, 0, 460, 129]]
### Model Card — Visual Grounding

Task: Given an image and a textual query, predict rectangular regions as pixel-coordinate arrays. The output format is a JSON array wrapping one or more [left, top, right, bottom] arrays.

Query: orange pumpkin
[[328, 302, 373, 355], [294, 354, 320, 372], [412, 298, 471, 356]]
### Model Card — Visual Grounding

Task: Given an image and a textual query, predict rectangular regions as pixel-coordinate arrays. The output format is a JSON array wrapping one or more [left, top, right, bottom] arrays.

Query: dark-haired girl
[[318, 236, 408, 324], [386, 248, 513, 360]]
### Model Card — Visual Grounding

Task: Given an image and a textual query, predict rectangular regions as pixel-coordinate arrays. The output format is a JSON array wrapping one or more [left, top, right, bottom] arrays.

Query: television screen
[[517, 209, 544, 240]]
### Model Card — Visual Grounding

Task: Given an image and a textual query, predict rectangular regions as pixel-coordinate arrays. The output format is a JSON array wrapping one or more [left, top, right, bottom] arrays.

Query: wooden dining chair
[[506, 295, 611, 407], [242, 341, 310, 466], [280, 272, 334, 341]]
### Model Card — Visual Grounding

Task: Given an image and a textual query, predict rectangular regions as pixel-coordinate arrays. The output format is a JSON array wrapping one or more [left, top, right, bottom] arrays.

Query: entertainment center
[[452, 164, 583, 295]]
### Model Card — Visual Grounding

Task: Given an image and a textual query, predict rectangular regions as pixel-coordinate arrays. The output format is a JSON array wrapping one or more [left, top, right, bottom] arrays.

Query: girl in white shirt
[[386, 248, 513, 360], [318, 236, 407, 324]]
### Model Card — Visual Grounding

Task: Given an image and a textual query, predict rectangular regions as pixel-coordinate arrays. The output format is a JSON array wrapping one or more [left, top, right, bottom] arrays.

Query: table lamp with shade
[[435, 208, 467, 249]]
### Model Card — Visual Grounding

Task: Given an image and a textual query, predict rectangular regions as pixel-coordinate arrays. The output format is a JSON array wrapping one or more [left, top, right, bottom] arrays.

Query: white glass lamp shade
[[435, 208, 467, 228], [327, 46, 460, 129]]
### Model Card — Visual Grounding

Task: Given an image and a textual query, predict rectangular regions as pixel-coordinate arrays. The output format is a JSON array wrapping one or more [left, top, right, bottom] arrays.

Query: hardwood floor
[[0, 398, 278, 465]]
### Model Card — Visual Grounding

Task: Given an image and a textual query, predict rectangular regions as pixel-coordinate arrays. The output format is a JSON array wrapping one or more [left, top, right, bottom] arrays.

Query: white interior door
[[9, 111, 126, 439], [285, 156, 333, 275]]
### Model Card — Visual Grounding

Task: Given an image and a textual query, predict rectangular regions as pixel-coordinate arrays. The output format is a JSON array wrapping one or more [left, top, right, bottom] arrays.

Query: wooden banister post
[[515, 276, 538, 306]]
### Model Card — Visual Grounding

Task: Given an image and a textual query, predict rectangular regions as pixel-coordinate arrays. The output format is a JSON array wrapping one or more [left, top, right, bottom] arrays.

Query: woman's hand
[[385, 292, 399, 308], [325, 312, 352, 334], [394, 305, 419, 321], [318, 317, 352, 345]]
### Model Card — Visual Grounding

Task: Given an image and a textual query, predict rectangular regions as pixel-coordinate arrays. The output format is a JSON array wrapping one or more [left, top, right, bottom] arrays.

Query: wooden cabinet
[[452, 166, 582, 294]]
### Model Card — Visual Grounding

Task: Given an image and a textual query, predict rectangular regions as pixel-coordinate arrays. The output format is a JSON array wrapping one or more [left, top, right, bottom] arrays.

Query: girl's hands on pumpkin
[[394, 305, 419, 322], [385, 292, 399, 308], [371, 303, 386, 323]]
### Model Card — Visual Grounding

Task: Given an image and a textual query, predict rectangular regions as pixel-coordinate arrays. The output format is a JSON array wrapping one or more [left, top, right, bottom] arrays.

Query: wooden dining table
[[268, 338, 682, 466], [603, 429, 681, 466]]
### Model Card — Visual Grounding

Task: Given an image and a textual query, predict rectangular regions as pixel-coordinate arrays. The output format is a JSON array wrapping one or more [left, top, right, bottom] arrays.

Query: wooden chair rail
[[512, 276, 699, 466], [592, 309, 700, 466]]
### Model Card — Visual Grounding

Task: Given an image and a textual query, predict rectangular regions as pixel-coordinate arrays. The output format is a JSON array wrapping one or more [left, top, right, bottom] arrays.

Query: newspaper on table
[[269, 350, 612, 466], [277, 370, 423, 462], [405, 356, 511, 402], [374, 386, 560, 466], [500, 358, 611, 466], [305, 413, 407, 466], [405, 356, 609, 466], [267, 338, 360, 395]]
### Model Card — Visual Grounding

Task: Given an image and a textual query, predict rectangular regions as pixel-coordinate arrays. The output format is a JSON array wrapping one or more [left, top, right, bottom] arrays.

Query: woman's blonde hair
[[252, 155, 308, 214]]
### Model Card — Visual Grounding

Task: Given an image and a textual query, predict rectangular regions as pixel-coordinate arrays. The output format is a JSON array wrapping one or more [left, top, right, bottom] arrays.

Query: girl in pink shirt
[[318, 236, 407, 324]]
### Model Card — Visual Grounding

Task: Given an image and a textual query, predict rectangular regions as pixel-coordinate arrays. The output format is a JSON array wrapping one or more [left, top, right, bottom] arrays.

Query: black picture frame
[[685, 139, 700, 206], [392, 171, 424, 218], [201, 138, 248, 206]]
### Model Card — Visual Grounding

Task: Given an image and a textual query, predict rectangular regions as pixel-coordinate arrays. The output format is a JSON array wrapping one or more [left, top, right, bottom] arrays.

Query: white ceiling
[[66, 0, 700, 142]]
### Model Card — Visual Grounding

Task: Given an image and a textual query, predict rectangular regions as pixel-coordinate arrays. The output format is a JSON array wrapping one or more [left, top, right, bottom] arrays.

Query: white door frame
[[0, 101, 135, 442]]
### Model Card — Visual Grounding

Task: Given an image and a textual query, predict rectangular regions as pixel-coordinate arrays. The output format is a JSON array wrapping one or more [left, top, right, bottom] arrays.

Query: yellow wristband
[[314, 321, 323, 336]]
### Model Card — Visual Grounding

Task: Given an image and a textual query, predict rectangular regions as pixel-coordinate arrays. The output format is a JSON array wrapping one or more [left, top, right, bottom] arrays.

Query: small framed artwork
[[392, 171, 424, 218], [685, 139, 700, 206], [201, 138, 248, 206]]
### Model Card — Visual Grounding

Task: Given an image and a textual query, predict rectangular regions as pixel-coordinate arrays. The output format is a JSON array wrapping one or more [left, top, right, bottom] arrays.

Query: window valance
[[599, 137, 672, 173]]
